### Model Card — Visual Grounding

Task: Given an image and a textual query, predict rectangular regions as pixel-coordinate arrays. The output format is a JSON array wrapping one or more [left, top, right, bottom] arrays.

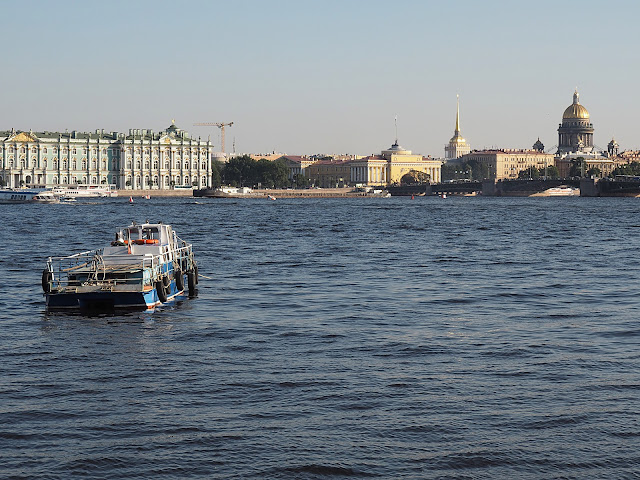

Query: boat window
[[142, 227, 159, 240]]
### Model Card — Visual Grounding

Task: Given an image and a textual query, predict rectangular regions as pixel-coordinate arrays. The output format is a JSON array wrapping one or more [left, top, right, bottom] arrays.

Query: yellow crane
[[193, 122, 234, 154]]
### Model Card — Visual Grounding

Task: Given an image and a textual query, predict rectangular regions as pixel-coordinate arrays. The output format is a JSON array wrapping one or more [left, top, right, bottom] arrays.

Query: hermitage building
[[0, 121, 213, 190]]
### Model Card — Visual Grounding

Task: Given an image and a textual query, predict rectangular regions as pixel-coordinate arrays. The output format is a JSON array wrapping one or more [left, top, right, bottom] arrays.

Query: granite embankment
[[120, 188, 372, 198]]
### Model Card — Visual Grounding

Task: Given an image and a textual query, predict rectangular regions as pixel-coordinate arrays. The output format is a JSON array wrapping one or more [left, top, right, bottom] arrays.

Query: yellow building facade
[[460, 149, 555, 180], [351, 142, 442, 185]]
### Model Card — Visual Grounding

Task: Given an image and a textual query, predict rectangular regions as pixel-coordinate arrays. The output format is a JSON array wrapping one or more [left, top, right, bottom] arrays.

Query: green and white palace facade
[[0, 122, 213, 190]]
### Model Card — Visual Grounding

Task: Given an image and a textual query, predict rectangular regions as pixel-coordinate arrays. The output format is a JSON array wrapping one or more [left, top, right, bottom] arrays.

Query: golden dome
[[563, 103, 590, 119], [563, 88, 590, 119]]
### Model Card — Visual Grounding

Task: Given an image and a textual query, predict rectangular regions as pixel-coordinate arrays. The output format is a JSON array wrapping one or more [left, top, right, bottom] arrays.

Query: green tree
[[210, 160, 223, 187], [539, 165, 560, 179], [611, 161, 640, 177], [587, 167, 601, 178], [270, 158, 290, 188], [401, 169, 430, 185], [224, 155, 257, 187], [292, 173, 310, 188], [518, 166, 540, 179], [569, 157, 586, 177]]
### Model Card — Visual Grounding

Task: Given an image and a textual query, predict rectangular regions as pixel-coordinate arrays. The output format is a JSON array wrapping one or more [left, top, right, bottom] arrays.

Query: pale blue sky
[[2, 0, 638, 156]]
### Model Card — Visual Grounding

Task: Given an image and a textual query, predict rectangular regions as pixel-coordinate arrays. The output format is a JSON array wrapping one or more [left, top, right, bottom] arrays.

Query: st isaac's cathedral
[[557, 89, 594, 154]]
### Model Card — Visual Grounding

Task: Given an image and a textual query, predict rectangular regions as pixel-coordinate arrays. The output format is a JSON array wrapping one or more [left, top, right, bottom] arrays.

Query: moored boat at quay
[[51, 183, 118, 199], [0, 188, 58, 203], [42, 221, 198, 310]]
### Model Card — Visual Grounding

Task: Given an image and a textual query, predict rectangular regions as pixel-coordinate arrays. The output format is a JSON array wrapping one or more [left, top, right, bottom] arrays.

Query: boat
[[546, 186, 579, 196], [193, 186, 265, 198], [32, 190, 60, 203], [52, 183, 119, 199], [42, 222, 198, 310], [0, 188, 56, 203], [267, 195, 276, 201]]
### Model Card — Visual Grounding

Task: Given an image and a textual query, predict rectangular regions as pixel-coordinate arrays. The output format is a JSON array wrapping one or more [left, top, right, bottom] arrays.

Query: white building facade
[[0, 122, 213, 190]]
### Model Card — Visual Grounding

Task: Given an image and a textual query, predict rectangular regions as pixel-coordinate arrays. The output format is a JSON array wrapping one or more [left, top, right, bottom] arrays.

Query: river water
[[0, 196, 639, 479]]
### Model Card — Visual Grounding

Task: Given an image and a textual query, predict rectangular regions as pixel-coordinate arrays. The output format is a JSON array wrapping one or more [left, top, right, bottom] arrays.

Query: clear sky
[[2, 0, 638, 157]]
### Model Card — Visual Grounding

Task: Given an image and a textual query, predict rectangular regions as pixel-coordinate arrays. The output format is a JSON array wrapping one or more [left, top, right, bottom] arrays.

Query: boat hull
[[45, 280, 188, 311]]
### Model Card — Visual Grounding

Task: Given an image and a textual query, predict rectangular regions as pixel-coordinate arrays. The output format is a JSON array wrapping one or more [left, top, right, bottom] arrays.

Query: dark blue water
[[1, 196, 639, 479]]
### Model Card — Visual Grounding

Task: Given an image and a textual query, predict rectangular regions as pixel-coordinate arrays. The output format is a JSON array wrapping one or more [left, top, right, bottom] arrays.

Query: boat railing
[[46, 243, 196, 290]]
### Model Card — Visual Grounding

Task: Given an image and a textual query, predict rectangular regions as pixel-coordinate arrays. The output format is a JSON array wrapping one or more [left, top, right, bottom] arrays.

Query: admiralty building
[[0, 121, 213, 190]]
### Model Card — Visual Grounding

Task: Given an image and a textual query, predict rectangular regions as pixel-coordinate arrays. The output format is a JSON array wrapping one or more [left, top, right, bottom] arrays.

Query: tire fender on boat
[[156, 279, 168, 303], [187, 271, 197, 297], [41, 269, 52, 293], [174, 268, 184, 291]]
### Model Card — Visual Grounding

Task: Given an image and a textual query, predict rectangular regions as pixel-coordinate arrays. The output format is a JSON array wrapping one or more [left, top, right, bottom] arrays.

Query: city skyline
[[2, 0, 638, 157]]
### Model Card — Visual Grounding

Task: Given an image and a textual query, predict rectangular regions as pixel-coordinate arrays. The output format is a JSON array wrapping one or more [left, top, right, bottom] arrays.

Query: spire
[[455, 94, 461, 135], [394, 115, 398, 145]]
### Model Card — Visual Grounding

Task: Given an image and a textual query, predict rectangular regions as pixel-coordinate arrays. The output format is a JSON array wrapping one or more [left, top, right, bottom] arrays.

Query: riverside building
[[459, 149, 555, 180], [0, 121, 213, 190]]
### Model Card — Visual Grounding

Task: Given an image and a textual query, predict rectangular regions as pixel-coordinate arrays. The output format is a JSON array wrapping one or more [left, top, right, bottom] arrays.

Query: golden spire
[[456, 95, 460, 133]]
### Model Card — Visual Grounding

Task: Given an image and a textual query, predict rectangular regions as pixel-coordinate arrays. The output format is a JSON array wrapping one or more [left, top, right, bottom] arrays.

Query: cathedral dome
[[563, 103, 590, 119], [562, 89, 590, 120]]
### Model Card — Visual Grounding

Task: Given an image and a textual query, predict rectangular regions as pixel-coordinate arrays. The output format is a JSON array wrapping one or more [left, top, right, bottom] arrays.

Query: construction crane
[[193, 122, 234, 154]]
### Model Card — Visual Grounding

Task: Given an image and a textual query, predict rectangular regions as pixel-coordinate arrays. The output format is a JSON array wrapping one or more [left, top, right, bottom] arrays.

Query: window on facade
[[164, 161, 169, 169], [201, 161, 206, 169], [43, 147, 47, 154], [53, 160, 58, 168], [102, 161, 106, 169], [8, 147, 14, 153], [72, 160, 77, 169], [126, 161, 131, 169], [20, 158, 26, 168], [63, 148, 68, 154], [72, 148, 77, 155], [153, 161, 158, 169], [136, 161, 141, 169], [53, 147, 57, 154], [53, 176, 58, 184], [62, 160, 67, 169], [102, 148, 106, 154], [144, 161, 150, 169], [82, 160, 87, 169], [83, 148, 88, 155], [91, 160, 97, 169], [31, 147, 37, 153], [184, 161, 188, 170]]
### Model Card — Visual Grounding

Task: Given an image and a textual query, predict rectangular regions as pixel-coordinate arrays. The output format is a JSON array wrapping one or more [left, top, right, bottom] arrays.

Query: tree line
[[211, 155, 295, 188]]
